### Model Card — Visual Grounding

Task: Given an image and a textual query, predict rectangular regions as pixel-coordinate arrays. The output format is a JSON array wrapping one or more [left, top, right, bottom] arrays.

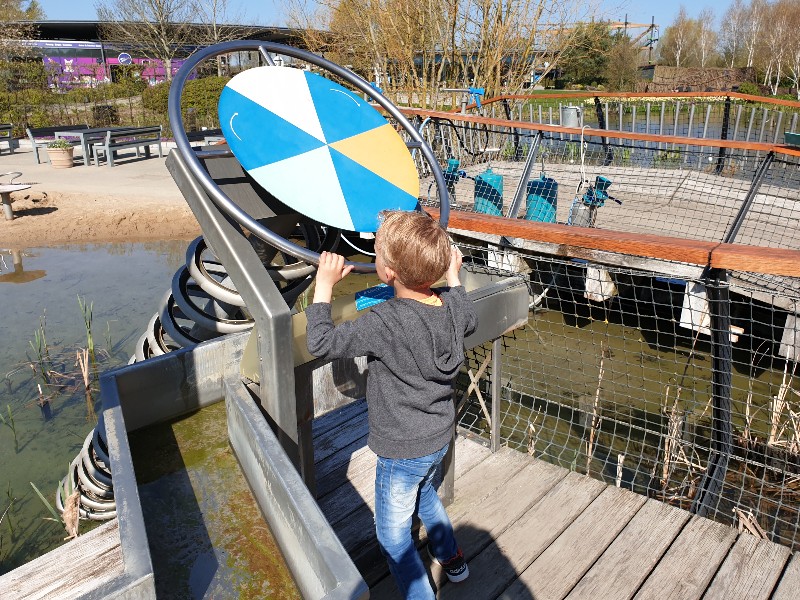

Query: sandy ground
[[0, 145, 201, 249]]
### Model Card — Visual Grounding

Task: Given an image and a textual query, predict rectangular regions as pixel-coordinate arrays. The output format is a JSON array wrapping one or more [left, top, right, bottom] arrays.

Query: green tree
[[604, 33, 639, 91], [558, 22, 614, 87]]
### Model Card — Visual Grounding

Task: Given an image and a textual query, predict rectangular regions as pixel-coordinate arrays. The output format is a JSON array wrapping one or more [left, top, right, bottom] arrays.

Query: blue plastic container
[[473, 168, 503, 216], [524, 175, 558, 222]]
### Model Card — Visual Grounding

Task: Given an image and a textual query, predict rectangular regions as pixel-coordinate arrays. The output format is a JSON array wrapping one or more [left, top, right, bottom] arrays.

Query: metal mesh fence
[[410, 118, 800, 252], [452, 240, 800, 552], [489, 97, 800, 145], [412, 109, 800, 552]]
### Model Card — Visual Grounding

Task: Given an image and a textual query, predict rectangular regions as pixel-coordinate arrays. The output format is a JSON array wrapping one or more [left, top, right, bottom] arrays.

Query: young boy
[[305, 210, 478, 599]]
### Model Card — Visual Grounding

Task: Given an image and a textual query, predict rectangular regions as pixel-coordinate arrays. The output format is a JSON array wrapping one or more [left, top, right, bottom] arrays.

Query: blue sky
[[37, 0, 735, 30]]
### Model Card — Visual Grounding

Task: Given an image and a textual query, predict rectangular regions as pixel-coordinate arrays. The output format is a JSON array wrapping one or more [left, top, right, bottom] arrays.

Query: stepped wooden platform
[[314, 399, 800, 599]]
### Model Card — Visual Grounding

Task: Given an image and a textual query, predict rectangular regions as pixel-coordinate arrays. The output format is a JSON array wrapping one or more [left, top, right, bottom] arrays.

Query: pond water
[[0, 241, 186, 574]]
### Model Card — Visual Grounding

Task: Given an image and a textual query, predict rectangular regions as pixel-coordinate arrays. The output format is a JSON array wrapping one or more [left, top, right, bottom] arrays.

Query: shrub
[[47, 139, 72, 149], [737, 81, 760, 96], [142, 81, 170, 113]]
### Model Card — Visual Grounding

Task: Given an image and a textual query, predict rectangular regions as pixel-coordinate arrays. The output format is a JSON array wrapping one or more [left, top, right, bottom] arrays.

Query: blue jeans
[[375, 443, 459, 600]]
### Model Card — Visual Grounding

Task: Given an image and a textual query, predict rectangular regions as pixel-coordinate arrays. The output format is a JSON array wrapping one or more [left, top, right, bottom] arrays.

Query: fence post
[[502, 97, 520, 156], [594, 96, 613, 165], [715, 96, 731, 175], [491, 337, 503, 453], [690, 268, 733, 518]]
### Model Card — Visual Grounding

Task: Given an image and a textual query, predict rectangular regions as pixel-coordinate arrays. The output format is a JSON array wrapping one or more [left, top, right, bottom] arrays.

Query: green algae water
[[0, 242, 186, 574], [130, 401, 300, 598], [0, 242, 301, 597]]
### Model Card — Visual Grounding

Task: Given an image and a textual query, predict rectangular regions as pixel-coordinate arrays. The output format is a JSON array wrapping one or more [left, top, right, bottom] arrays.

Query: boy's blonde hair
[[377, 210, 450, 288]]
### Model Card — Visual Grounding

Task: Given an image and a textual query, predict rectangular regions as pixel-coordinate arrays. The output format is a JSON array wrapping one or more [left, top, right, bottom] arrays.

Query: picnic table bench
[[0, 124, 14, 155], [92, 125, 164, 167], [26, 124, 89, 164], [186, 128, 224, 146]]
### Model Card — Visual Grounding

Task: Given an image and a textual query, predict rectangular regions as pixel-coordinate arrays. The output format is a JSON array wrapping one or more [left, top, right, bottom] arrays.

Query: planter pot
[[47, 147, 74, 169]]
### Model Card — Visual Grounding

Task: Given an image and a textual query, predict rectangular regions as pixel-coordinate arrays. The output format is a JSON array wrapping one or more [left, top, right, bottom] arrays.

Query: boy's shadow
[[366, 522, 536, 599]]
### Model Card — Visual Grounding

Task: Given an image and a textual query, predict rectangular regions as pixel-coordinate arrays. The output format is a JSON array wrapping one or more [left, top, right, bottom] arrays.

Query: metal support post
[[691, 269, 733, 518], [723, 151, 774, 244], [594, 96, 613, 165], [505, 131, 542, 219], [715, 96, 731, 175], [491, 338, 502, 453]]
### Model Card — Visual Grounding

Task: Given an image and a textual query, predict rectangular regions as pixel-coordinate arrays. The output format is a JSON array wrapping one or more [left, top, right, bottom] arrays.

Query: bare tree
[[190, 0, 250, 75], [96, 0, 194, 81], [743, 0, 767, 69], [760, 0, 792, 95], [787, 5, 800, 99], [658, 6, 698, 68], [0, 0, 45, 60], [719, 0, 748, 68], [697, 8, 717, 68], [288, 0, 599, 107]]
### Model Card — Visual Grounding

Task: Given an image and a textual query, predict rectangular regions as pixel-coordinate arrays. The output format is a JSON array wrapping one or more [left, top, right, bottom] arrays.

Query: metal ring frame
[[168, 40, 451, 274]]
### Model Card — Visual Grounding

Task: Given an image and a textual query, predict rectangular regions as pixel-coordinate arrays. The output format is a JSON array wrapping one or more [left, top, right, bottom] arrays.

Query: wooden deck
[[313, 399, 800, 599], [0, 519, 123, 599]]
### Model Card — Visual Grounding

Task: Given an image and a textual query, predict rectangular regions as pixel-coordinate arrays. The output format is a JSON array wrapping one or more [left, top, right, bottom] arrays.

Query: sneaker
[[428, 545, 469, 583]]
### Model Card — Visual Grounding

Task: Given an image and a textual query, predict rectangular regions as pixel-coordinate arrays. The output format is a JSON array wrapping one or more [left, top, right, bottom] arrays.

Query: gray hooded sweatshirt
[[305, 286, 478, 459]]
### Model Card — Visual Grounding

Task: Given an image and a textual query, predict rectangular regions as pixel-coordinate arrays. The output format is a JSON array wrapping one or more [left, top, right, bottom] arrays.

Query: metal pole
[[691, 269, 732, 518], [503, 98, 520, 156], [723, 151, 774, 244], [715, 96, 731, 175], [505, 132, 542, 219], [594, 96, 613, 165], [491, 338, 502, 453]]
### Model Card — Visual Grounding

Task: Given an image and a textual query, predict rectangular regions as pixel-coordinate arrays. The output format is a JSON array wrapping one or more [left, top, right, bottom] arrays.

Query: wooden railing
[[425, 207, 800, 278]]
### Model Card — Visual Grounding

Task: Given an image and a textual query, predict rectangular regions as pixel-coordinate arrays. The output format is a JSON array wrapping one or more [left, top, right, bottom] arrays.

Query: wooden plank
[[365, 446, 537, 594], [315, 435, 370, 497], [437, 471, 605, 599], [501, 485, 647, 600], [703, 534, 791, 600], [633, 515, 737, 600], [771, 552, 800, 600], [312, 397, 366, 437], [565, 499, 690, 600], [319, 450, 378, 526], [426, 208, 717, 267], [711, 244, 800, 278], [313, 413, 369, 464], [451, 435, 494, 479], [1, 520, 122, 599]]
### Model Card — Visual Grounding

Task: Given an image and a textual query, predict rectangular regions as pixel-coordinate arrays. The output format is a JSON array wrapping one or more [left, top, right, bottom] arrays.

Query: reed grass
[[1, 482, 14, 536], [77, 296, 95, 366], [585, 341, 607, 474], [76, 349, 96, 423], [29, 481, 61, 525], [0, 404, 18, 452], [28, 314, 51, 387]]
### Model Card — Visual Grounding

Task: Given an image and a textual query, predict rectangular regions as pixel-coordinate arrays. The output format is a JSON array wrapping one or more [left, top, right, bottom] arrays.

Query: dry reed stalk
[[527, 410, 543, 456], [769, 360, 794, 445], [76, 349, 95, 423], [62, 490, 80, 540], [616, 453, 625, 488], [586, 341, 607, 473]]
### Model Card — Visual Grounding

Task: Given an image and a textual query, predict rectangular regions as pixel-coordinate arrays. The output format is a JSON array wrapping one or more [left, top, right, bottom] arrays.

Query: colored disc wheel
[[218, 67, 420, 233]]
